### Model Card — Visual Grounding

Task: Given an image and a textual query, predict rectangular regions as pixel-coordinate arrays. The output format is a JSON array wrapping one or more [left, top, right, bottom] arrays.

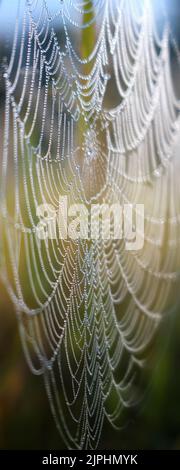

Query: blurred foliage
[[81, 0, 96, 64]]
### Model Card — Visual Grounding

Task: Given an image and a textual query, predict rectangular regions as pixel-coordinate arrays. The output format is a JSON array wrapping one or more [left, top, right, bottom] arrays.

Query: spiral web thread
[[0, 0, 180, 449]]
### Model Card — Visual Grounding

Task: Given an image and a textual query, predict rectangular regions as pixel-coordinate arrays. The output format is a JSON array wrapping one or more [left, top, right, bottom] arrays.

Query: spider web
[[0, 0, 180, 449]]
